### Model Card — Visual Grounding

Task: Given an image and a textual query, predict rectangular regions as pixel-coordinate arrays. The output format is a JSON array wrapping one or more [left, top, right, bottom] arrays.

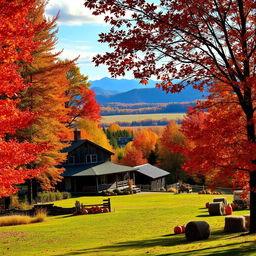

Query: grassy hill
[[0, 193, 253, 256]]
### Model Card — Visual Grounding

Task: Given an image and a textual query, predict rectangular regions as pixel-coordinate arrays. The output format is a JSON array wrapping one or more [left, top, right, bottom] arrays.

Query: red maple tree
[[182, 105, 251, 188], [84, 0, 256, 232], [0, 0, 46, 196], [66, 63, 101, 126], [122, 142, 147, 167]]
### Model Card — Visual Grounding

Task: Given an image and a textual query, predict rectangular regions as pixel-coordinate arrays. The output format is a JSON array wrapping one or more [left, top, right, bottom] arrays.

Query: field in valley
[[0, 193, 254, 256], [102, 113, 185, 126]]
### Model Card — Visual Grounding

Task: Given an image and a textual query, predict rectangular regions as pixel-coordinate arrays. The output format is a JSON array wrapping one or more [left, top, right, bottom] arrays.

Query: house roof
[[134, 164, 170, 179], [61, 139, 114, 155], [62, 161, 138, 177]]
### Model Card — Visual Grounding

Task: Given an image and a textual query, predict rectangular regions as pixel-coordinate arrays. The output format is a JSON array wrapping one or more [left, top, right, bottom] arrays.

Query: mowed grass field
[[0, 193, 255, 256], [102, 113, 185, 124]]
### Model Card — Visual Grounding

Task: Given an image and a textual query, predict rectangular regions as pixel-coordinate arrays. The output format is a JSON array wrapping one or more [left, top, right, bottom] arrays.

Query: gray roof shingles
[[62, 161, 138, 177], [134, 164, 170, 179]]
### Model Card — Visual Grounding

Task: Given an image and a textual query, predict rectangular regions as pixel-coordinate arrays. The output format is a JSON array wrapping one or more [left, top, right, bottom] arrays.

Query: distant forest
[[101, 118, 182, 127], [100, 102, 196, 115]]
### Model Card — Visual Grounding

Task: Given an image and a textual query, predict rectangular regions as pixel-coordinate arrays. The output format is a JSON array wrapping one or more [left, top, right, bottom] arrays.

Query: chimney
[[74, 129, 81, 141]]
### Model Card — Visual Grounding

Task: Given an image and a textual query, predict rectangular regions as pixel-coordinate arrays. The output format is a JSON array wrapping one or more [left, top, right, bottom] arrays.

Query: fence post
[[108, 198, 111, 212]]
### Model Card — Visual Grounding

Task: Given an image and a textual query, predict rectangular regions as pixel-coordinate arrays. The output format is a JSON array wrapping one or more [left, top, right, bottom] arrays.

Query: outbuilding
[[134, 164, 170, 191]]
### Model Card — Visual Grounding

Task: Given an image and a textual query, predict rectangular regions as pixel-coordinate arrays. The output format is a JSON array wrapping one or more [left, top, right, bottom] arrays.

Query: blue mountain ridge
[[90, 77, 206, 104], [90, 77, 156, 92]]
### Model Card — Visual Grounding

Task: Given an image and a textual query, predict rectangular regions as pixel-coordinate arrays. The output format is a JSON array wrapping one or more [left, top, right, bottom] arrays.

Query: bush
[[36, 191, 71, 203], [167, 187, 177, 193], [10, 195, 32, 210], [0, 210, 47, 227], [62, 192, 71, 199], [33, 208, 47, 222]]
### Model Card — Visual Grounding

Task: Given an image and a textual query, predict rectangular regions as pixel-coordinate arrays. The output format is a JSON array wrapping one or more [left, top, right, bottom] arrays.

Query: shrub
[[62, 192, 71, 199], [33, 208, 47, 223], [0, 215, 31, 226], [10, 195, 32, 210], [36, 191, 71, 203], [167, 187, 177, 193], [0, 210, 47, 227]]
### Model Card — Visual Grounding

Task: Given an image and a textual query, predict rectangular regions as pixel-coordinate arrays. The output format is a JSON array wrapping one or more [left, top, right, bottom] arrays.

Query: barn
[[59, 131, 139, 194], [134, 164, 170, 191]]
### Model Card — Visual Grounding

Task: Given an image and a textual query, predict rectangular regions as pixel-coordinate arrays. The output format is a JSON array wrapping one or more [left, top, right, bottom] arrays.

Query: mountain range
[[90, 77, 206, 104], [90, 77, 156, 93]]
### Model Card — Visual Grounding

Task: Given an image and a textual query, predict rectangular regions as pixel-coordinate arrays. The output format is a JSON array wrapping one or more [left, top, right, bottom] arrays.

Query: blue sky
[[45, 0, 122, 80]]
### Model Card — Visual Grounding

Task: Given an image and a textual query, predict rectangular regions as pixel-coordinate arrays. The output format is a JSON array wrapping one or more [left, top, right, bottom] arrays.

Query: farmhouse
[[59, 131, 170, 194], [59, 131, 139, 193], [134, 164, 170, 191]]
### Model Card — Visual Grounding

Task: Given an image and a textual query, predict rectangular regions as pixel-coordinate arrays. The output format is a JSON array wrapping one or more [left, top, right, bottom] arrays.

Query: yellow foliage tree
[[18, 1, 72, 190], [107, 123, 121, 133], [78, 118, 113, 152]]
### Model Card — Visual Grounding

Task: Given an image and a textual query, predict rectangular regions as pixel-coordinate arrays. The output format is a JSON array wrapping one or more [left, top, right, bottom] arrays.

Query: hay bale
[[224, 216, 246, 233], [243, 214, 250, 231], [208, 202, 225, 216], [185, 221, 210, 241], [213, 197, 228, 206]]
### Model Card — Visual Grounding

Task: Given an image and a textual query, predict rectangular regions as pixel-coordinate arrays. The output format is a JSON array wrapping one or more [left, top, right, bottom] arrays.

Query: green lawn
[[0, 193, 255, 256]]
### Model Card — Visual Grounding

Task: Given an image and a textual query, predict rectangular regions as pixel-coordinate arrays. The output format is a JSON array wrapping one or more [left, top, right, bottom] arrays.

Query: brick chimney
[[74, 129, 81, 141]]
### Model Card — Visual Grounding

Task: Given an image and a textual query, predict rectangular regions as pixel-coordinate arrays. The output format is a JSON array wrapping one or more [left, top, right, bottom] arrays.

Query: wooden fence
[[79, 198, 111, 212], [33, 198, 111, 215], [166, 184, 233, 194]]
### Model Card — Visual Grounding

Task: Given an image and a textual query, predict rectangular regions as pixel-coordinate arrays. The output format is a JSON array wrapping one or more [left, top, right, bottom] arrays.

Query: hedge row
[[36, 191, 71, 203]]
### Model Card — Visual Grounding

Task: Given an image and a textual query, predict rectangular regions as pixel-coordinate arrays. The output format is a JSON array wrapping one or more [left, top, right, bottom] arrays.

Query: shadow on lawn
[[52, 236, 188, 256], [157, 241, 256, 256], [196, 214, 213, 217], [52, 231, 254, 256]]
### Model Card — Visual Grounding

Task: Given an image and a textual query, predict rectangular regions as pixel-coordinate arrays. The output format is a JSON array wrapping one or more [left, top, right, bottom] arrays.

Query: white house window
[[86, 154, 97, 164]]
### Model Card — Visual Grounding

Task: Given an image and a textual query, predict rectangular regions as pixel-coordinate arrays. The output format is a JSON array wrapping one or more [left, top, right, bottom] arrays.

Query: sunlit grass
[[102, 113, 185, 124], [0, 193, 254, 256], [0, 209, 47, 227]]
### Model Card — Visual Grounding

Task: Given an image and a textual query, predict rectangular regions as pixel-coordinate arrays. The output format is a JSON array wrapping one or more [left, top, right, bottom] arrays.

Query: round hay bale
[[185, 221, 210, 241], [208, 202, 225, 216], [224, 216, 246, 233], [243, 214, 250, 231], [213, 197, 228, 206]]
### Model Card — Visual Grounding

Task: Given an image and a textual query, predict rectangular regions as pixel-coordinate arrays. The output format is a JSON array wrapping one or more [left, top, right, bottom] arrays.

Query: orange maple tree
[[133, 129, 158, 159], [85, 0, 256, 233], [18, 2, 102, 191], [122, 142, 147, 167], [18, 1, 73, 191], [0, 0, 46, 197], [157, 121, 186, 183]]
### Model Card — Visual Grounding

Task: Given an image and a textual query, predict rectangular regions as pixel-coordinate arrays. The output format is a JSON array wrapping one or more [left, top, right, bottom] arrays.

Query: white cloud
[[56, 47, 98, 64], [45, 0, 105, 25]]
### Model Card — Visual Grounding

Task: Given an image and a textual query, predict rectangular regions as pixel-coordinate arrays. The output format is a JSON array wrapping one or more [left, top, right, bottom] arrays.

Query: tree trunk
[[245, 107, 256, 233], [250, 171, 256, 233]]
